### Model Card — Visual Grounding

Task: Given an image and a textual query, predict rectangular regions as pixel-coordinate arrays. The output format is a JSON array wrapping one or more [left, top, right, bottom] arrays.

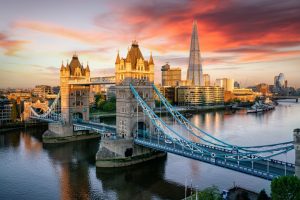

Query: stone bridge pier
[[294, 128, 300, 178]]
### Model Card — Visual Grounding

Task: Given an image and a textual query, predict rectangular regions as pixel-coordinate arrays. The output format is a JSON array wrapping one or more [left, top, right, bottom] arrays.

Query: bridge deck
[[134, 136, 294, 180]]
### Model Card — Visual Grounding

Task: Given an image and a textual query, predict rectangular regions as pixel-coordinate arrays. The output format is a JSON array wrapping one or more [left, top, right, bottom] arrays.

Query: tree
[[257, 189, 270, 200], [271, 176, 300, 200], [196, 186, 222, 200], [235, 191, 250, 200], [103, 102, 116, 112]]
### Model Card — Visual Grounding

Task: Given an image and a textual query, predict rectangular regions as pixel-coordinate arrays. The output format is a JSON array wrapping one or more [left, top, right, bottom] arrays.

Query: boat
[[247, 100, 275, 113]]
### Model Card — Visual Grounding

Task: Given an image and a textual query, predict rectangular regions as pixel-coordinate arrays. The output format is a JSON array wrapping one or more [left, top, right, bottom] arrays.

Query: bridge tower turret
[[60, 54, 90, 124], [294, 128, 300, 178], [115, 41, 155, 138], [95, 41, 165, 167]]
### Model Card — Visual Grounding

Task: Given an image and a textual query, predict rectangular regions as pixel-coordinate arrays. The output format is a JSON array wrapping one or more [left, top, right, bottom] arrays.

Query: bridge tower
[[96, 41, 165, 167], [115, 41, 155, 138], [60, 54, 90, 124], [294, 128, 300, 178]]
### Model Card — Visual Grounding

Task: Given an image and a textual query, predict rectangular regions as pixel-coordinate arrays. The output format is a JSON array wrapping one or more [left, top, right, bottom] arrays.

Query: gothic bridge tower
[[115, 40, 155, 138], [60, 54, 90, 124]]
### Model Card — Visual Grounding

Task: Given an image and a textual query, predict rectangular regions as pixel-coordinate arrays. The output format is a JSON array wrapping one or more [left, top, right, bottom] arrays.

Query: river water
[[0, 100, 299, 200]]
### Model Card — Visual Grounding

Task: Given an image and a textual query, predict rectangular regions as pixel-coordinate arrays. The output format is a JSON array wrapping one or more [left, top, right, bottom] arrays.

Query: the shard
[[186, 20, 203, 86]]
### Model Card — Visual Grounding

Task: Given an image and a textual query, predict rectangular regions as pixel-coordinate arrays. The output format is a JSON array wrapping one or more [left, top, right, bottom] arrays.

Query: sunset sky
[[0, 0, 300, 88]]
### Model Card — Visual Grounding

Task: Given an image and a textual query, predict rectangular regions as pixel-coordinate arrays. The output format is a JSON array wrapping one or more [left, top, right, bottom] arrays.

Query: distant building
[[161, 63, 181, 87], [0, 99, 12, 126], [159, 86, 176, 104], [203, 74, 210, 86], [234, 81, 240, 89], [186, 20, 204, 86], [7, 92, 31, 101], [256, 83, 270, 96], [107, 86, 116, 101], [33, 85, 53, 98], [273, 73, 287, 94], [176, 86, 224, 106], [225, 88, 258, 102], [52, 86, 60, 94], [215, 78, 234, 92]]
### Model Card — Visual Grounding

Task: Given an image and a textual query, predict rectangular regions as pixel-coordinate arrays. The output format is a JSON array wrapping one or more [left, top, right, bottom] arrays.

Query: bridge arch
[[131, 120, 150, 138], [72, 112, 83, 121]]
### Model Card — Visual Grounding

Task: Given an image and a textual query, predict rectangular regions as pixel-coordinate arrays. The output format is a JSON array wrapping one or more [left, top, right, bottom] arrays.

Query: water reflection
[[96, 157, 187, 200], [0, 101, 299, 199], [43, 139, 99, 200], [0, 127, 188, 200]]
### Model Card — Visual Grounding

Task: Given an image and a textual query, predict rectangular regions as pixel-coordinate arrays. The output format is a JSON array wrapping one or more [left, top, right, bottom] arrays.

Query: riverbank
[[0, 121, 48, 133], [90, 104, 229, 118]]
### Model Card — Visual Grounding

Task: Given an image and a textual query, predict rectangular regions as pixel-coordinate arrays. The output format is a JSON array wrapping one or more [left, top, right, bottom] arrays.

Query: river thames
[[0, 100, 299, 200]]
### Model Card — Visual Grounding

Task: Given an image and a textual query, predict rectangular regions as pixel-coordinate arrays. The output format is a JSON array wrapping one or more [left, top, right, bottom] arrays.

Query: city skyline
[[1, 0, 300, 88]]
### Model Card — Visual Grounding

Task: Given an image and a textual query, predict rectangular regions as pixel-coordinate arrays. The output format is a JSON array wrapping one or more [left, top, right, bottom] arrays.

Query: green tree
[[109, 96, 116, 103], [103, 102, 116, 112], [271, 176, 300, 200], [196, 186, 222, 200], [235, 191, 250, 200], [257, 189, 269, 200]]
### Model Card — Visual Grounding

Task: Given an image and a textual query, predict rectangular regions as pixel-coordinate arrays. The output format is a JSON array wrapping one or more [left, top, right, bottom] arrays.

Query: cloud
[[0, 32, 28, 55], [13, 20, 108, 44], [93, 0, 300, 58]]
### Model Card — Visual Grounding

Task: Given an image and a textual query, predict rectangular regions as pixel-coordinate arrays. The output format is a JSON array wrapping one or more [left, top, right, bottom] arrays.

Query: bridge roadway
[[71, 121, 295, 180], [73, 121, 117, 134], [134, 136, 295, 180]]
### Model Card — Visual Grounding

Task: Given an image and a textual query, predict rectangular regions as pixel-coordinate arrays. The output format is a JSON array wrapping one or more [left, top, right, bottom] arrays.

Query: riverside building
[[176, 86, 224, 106]]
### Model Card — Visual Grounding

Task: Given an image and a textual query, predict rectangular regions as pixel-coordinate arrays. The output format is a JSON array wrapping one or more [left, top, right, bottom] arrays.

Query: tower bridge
[[25, 42, 300, 180]]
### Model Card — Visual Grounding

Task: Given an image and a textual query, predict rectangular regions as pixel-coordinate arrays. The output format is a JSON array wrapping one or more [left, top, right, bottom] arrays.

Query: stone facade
[[96, 41, 166, 167], [115, 41, 155, 138], [60, 54, 90, 124]]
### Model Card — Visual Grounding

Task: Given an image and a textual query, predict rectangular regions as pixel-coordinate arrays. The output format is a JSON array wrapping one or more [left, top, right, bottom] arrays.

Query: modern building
[[186, 20, 204, 86], [234, 81, 240, 89], [159, 86, 176, 104], [215, 78, 234, 92], [33, 85, 53, 98], [256, 83, 270, 96], [161, 63, 181, 87], [176, 86, 224, 106], [115, 40, 154, 85], [203, 74, 210, 86], [0, 99, 12, 126], [225, 88, 258, 102], [273, 73, 287, 94]]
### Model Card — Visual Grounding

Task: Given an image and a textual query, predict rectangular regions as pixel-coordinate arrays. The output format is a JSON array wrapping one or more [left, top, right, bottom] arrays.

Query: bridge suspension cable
[[29, 91, 63, 122], [152, 84, 293, 152], [131, 84, 294, 162]]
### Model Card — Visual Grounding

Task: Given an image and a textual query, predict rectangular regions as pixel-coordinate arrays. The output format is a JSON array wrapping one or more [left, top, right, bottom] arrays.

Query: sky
[[0, 0, 300, 88]]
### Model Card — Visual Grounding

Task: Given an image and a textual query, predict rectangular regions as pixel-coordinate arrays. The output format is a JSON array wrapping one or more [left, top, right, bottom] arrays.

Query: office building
[[215, 78, 234, 92], [161, 63, 181, 87], [176, 86, 224, 106], [186, 20, 203, 86]]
